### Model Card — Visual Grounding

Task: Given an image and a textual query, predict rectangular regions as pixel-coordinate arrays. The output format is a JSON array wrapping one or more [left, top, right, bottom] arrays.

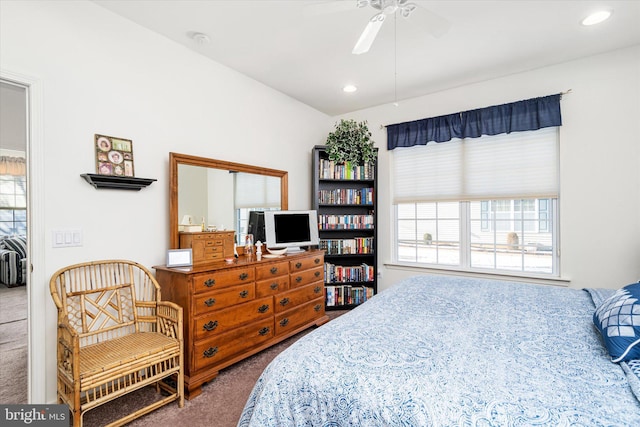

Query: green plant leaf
[[325, 119, 376, 165]]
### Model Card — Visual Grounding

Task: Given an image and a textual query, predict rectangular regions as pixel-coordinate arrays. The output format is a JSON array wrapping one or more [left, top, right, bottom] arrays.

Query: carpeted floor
[[84, 310, 348, 427], [0, 283, 28, 404]]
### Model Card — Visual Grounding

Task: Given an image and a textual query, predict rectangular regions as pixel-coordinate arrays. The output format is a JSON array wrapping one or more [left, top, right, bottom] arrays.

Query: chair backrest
[[49, 260, 161, 347]]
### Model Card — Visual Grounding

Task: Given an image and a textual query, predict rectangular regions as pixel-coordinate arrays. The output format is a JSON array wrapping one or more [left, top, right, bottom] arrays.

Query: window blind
[[234, 173, 280, 209], [392, 127, 558, 203]]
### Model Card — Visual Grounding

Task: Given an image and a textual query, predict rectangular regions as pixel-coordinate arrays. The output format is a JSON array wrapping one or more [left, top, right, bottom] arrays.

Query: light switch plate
[[52, 229, 83, 248]]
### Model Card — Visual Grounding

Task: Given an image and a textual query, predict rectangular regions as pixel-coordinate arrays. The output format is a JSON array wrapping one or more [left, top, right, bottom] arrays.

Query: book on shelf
[[324, 262, 375, 283], [317, 188, 373, 205], [318, 214, 374, 230], [318, 159, 374, 180], [325, 285, 374, 307], [319, 237, 374, 255]]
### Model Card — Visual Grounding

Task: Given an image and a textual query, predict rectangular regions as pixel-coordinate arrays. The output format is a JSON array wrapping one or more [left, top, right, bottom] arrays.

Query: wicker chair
[[49, 260, 184, 427]]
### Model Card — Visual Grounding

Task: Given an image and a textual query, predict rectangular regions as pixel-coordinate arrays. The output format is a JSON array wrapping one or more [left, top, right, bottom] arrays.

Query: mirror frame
[[169, 152, 289, 249]]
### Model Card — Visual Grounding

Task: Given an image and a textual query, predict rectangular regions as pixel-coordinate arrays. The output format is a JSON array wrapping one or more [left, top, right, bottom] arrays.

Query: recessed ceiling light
[[343, 85, 357, 93], [188, 31, 211, 44], [581, 10, 612, 26]]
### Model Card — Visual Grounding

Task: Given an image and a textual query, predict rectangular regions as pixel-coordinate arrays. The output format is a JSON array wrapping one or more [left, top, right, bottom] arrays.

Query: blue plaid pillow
[[593, 282, 640, 363]]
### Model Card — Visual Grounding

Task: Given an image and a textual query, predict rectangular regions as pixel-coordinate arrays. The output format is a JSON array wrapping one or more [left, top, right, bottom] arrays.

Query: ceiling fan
[[351, 0, 451, 55]]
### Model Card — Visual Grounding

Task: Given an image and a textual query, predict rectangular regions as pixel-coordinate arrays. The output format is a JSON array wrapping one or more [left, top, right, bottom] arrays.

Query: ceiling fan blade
[[410, 4, 451, 38], [352, 13, 386, 55]]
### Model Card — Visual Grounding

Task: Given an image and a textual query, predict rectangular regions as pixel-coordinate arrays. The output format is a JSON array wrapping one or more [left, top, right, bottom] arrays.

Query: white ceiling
[[93, 0, 640, 116]]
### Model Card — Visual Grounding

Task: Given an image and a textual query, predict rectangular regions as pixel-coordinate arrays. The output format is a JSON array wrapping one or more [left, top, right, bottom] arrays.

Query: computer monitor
[[264, 210, 319, 253], [247, 211, 266, 244]]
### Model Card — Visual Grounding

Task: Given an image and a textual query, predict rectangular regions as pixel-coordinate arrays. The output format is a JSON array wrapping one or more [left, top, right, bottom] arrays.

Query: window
[[392, 127, 559, 277], [397, 199, 556, 275], [0, 175, 26, 235]]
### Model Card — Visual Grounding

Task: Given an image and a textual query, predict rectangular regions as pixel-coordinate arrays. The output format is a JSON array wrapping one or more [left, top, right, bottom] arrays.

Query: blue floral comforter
[[238, 275, 640, 426]]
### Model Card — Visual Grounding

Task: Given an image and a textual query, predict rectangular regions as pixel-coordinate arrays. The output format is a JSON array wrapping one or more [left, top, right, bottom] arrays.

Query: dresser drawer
[[204, 245, 224, 254], [275, 297, 325, 336], [193, 267, 255, 293], [255, 261, 289, 280], [204, 238, 226, 246], [256, 276, 289, 297], [290, 255, 323, 273], [274, 282, 324, 313], [194, 296, 272, 340], [290, 265, 324, 288], [193, 318, 274, 371], [200, 251, 225, 262], [193, 283, 256, 316]]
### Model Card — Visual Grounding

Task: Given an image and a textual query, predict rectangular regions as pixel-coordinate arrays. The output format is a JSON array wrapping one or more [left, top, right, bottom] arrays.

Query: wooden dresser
[[154, 249, 328, 398]]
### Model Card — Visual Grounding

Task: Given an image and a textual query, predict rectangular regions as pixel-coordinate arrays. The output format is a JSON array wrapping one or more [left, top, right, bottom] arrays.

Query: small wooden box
[[179, 231, 235, 265]]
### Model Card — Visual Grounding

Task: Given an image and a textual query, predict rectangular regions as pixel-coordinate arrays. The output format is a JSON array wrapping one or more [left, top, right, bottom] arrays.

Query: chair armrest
[[157, 301, 183, 340], [56, 316, 80, 379]]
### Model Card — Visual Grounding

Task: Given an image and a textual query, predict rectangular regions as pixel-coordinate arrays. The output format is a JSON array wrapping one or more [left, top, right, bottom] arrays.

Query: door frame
[[1, 69, 46, 403]]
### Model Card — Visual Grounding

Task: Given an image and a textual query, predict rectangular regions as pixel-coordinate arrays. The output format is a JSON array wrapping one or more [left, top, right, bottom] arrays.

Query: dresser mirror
[[169, 152, 288, 249]]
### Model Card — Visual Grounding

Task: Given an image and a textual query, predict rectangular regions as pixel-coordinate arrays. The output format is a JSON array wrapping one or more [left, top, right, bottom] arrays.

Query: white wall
[[335, 45, 640, 293], [0, 0, 330, 403]]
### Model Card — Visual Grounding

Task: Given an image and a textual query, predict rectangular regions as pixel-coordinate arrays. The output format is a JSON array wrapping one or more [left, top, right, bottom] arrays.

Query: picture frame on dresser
[[166, 248, 193, 267]]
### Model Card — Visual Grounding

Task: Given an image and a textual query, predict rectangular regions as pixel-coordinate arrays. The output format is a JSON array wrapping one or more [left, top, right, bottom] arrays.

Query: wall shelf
[[81, 174, 156, 191]]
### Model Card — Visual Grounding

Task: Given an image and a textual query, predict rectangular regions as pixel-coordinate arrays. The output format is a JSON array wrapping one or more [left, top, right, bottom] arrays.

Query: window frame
[[0, 174, 27, 236], [393, 198, 559, 278]]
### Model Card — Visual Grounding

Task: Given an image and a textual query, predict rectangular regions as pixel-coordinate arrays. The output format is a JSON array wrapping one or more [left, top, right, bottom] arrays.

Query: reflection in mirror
[[169, 152, 288, 249], [178, 165, 281, 239]]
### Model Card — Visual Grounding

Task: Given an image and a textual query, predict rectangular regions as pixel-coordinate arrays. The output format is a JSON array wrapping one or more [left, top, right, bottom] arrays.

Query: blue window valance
[[387, 94, 562, 150]]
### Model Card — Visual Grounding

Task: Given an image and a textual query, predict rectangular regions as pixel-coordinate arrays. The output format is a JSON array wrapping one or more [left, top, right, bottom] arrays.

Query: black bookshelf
[[312, 145, 377, 310]]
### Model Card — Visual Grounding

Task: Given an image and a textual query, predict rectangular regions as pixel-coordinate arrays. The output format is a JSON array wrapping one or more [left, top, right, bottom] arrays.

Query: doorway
[[0, 80, 28, 403]]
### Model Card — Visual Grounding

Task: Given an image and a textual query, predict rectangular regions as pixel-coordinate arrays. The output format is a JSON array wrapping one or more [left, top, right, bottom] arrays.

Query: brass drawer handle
[[203, 320, 218, 332], [314, 286, 322, 294], [258, 304, 270, 313], [314, 304, 321, 312], [258, 327, 270, 336], [239, 272, 249, 280], [295, 262, 302, 269], [204, 278, 215, 287], [314, 258, 320, 264], [314, 271, 321, 277], [270, 267, 278, 274], [204, 298, 216, 307], [279, 297, 290, 307], [240, 290, 249, 298], [270, 283, 279, 290], [279, 318, 289, 327], [295, 276, 302, 283], [203, 347, 218, 358]]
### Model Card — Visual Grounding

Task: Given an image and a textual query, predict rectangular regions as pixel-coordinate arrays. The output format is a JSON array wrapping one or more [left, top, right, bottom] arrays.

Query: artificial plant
[[325, 119, 376, 164]]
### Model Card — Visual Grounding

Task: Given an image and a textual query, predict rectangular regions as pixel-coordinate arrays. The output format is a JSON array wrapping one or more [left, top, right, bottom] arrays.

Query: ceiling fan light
[[581, 10, 612, 26]]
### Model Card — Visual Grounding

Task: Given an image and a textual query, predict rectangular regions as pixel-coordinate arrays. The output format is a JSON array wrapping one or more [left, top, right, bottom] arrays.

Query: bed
[[238, 275, 640, 426]]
